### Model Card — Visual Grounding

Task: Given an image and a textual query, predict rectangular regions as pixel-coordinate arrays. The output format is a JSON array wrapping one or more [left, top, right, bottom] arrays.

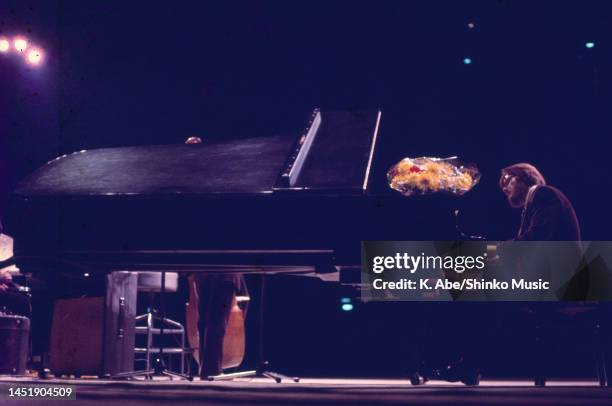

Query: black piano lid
[[8, 109, 462, 272], [276, 110, 381, 192], [14, 109, 382, 198], [14, 134, 297, 196]]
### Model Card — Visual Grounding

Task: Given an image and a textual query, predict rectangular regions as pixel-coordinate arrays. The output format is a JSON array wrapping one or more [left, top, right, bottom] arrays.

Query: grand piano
[[9, 110, 609, 386], [6, 109, 460, 279]]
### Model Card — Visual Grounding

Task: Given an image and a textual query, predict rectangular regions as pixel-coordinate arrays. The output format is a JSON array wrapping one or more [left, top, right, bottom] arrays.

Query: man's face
[[500, 173, 529, 208]]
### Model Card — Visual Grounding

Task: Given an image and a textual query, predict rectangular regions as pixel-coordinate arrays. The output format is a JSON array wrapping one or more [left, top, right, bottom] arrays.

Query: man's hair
[[500, 163, 546, 188]]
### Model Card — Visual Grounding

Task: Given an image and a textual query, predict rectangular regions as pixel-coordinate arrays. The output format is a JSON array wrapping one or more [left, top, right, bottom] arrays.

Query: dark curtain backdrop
[[1, 0, 611, 239], [1, 0, 611, 378]]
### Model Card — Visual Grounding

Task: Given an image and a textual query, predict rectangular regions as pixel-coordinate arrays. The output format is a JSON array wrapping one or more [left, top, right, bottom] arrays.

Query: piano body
[[10, 111, 611, 385], [7, 109, 460, 278]]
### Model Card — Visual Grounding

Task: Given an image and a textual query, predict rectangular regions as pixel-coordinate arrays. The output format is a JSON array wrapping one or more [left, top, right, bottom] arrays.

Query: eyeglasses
[[500, 173, 518, 191]]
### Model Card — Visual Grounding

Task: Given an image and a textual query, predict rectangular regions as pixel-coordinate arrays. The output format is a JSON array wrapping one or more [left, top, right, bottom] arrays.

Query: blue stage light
[[341, 303, 354, 312], [340, 297, 351, 304], [585, 42, 595, 49], [463, 57, 472, 65]]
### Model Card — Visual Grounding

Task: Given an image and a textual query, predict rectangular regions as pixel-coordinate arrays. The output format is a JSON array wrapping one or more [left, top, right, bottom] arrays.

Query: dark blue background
[[2, 0, 612, 239], [1, 0, 611, 379]]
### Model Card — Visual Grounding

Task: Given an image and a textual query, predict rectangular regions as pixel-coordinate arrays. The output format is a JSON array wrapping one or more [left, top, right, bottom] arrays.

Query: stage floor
[[1, 376, 611, 405]]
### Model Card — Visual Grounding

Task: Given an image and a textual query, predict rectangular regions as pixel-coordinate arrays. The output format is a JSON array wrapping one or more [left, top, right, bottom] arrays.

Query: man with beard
[[498, 163, 586, 386], [433, 163, 582, 385], [499, 163, 580, 241]]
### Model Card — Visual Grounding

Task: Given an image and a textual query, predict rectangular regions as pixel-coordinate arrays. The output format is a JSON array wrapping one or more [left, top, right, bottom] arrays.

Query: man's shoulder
[[532, 185, 572, 208]]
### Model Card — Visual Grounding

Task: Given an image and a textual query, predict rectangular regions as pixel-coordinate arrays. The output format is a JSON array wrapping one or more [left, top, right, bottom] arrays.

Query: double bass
[[185, 275, 247, 370]]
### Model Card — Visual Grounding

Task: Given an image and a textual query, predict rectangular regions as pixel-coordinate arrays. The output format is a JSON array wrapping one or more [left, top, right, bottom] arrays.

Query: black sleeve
[[515, 187, 561, 241]]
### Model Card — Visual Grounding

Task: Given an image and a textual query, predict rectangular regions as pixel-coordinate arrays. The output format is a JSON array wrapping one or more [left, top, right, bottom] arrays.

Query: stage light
[[585, 42, 595, 49], [463, 57, 472, 65], [0, 38, 9, 52], [341, 303, 354, 312], [467, 22, 475, 29], [26, 48, 43, 65], [340, 297, 351, 304], [14, 38, 28, 52]]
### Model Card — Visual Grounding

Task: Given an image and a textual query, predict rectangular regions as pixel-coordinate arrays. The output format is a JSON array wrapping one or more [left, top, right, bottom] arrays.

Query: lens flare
[[0, 38, 9, 52], [27, 48, 43, 65], [14, 38, 28, 52]]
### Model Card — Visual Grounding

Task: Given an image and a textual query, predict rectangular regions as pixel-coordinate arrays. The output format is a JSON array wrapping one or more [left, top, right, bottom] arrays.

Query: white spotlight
[[14, 38, 28, 52], [27, 48, 43, 65], [0, 38, 9, 52]]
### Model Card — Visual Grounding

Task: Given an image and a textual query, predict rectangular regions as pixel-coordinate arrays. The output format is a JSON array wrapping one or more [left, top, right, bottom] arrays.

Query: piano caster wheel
[[409, 372, 427, 386], [461, 372, 481, 386], [535, 376, 546, 387]]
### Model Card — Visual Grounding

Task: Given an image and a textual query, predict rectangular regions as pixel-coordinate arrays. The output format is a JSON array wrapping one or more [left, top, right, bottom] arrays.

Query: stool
[[531, 303, 609, 387], [134, 272, 188, 374]]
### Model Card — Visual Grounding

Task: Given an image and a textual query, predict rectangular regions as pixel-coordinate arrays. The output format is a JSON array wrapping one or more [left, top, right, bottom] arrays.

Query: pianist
[[496, 162, 583, 293], [436, 163, 583, 384], [499, 163, 580, 241]]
